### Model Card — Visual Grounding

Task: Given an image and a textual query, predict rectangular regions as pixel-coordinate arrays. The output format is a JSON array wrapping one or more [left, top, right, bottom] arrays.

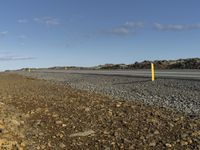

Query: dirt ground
[[0, 73, 199, 149]]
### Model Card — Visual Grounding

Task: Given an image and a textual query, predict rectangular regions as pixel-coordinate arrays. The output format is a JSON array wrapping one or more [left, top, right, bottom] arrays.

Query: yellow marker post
[[151, 63, 155, 81], [28, 68, 31, 72]]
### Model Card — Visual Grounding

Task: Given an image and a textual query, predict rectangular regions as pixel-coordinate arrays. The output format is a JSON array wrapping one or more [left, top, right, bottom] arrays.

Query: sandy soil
[[0, 73, 199, 149]]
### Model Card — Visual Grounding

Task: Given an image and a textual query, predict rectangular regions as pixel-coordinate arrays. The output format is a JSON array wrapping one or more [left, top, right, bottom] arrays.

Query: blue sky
[[0, 0, 200, 70]]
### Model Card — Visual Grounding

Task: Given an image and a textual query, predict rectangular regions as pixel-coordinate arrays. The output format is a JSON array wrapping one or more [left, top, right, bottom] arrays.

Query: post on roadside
[[28, 68, 31, 72], [151, 63, 155, 81]]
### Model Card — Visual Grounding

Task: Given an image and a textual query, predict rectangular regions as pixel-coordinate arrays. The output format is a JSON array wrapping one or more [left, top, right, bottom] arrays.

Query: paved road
[[33, 69, 200, 80]]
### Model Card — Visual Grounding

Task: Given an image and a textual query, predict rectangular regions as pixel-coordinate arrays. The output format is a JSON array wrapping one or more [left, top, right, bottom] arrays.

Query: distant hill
[[96, 58, 200, 70], [17, 58, 200, 71]]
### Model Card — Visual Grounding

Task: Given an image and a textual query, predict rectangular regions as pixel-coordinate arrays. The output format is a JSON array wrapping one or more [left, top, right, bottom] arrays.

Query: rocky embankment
[[0, 73, 199, 149]]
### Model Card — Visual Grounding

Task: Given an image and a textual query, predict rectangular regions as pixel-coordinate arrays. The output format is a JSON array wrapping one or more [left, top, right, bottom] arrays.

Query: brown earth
[[0, 73, 199, 149]]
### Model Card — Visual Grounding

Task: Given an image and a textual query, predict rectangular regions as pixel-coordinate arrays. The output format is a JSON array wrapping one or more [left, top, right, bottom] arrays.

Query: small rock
[[24, 114, 30, 118], [103, 131, 109, 134], [181, 133, 188, 139], [20, 121, 25, 125], [116, 102, 122, 107], [48, 142, 52, 147], [35, 120, 41, 126], [70, 130, 95, 137], [165, 143, 172, 148], [104, 146, 110, 150], [0, 125, 5, 133], [62, 124, 67, 127], [192, 131, 200, 137], [187, 138, 192, 144], [129, 145, 135, 149], [57, 133, 64, 138], [39, 132, 44, 136], [154, 130, 159, 135], [0, 102, 4, 105], [36, 108, 42, 112], [59, 143, 66, 148], [55, 121, 63, 125], [149, 141, 156, 147], [12, 119, 20, 126], [52, 114, 59, 118], [84, 107, 90, 112], [114, 132, 119, 137], [181, 141, 188, 146], [41, 145, 46, 149], [108, 109, 113, 116], [20, 142, 26, 147]]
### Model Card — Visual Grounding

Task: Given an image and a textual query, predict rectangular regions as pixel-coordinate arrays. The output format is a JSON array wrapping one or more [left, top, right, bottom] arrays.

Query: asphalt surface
[[32, 69, 200, 80]]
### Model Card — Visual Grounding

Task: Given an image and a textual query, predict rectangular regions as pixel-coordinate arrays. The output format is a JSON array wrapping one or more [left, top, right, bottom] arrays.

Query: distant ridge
[[97, 58, 200, 70], [18, 58, 200, 71]]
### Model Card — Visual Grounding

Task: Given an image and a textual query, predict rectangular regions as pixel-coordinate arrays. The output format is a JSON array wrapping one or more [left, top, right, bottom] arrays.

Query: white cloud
[[125, 22, 144, 28], [33, 18, 40, 21], [109, 27, 131, 36], [0, 52, 35, 61], [34, 17, 60, 26], [0, 31, 8, 37], [0, 55, 34, 61], [18, 35, 27, 39], [106, 21, 144, 36], [18, 19, 28, 23], [154, 23, 200, 31]]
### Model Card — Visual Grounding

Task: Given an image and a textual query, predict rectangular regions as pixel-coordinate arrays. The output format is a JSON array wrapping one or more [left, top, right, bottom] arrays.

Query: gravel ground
[[0, 73, 200, 149], [16, 71, 200, 117]]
